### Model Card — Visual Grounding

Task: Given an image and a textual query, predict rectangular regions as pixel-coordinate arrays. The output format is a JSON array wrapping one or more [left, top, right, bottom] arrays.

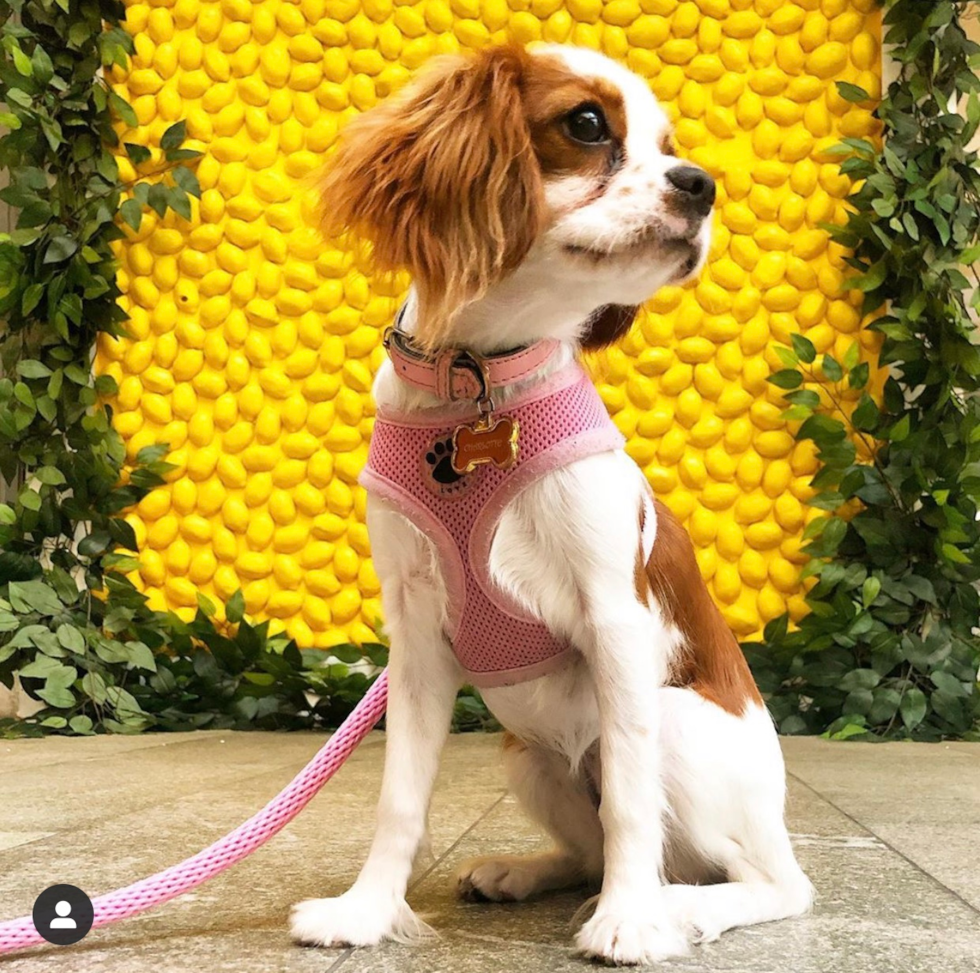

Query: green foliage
[[0, 0, 495, 737], [0, 590, 385, 737], [746, 0, 980, 741]]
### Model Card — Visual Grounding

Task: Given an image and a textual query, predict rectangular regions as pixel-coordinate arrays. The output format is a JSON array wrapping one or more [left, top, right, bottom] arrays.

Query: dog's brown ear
[[315, 46, 544, 349], [580, 305, 640, 350]]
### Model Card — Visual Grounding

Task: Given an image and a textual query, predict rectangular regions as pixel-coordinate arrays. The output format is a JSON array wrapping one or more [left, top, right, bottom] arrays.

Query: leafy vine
[[747, 0, 980, 741]]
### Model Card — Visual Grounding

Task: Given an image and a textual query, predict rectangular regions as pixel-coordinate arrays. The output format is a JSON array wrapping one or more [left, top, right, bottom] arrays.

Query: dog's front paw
[[290, 892, 431, 948], [575, 908, 689, 966]]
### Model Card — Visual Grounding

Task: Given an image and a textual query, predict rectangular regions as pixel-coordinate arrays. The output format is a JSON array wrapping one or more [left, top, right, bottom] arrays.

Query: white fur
[[291, 46, 811, 965]]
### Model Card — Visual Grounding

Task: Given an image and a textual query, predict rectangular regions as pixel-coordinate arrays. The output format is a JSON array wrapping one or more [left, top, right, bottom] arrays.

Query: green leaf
[[784, 389, 820, 409], [900, 689, 928, 730], [77, 530, 112, 558], [8, 581, 64, 616], [889, 414, 911, 442], [21, 283, 44, 316], [848, 362, 870, 390], [127, 642, 157, 672], [35, 466, 66, 486], [12, 45, 33, 77], [36, 684, 75, 709], [226, 589, 246, 624], [16, 360, 52, 380], [147, 184, 169, 217], [931, 671, 968, 697], [836, 81, 871, 103], [868, 687, 902, 725], [798, 414, 847, 445], [197, 592, 217, 617], [43, 235, 78, 264], [782, 404, 813, 421], [18, 655, 64, 679], [124, 142, 152, 165], [839, 668, 881, 692], [135, 444, 170, 465], [108, 90, 138, 127], [851, 393, 878, 431], [173, 166, 201, 198], [69, 715, 94, 735], [821, 355, 843, 382], [160, 121, 187, 151], [80, 672, 109, 704], [331, 644, 363, 665], [57, 624, 86, 653], [852, 260, 888, 292], [169, 188, 192, 221], [105, 684, 144, 717], [120, 198, 142, 232], [14, 382, 34, 408], [842, 689, 874, 716], [904, 576, 936, 605], [31, 45, 54, 83], [862, 576, 881, 607], [790, 333, 816, 364], [769, 369, 802, 390], [775, 346, 799, 368]]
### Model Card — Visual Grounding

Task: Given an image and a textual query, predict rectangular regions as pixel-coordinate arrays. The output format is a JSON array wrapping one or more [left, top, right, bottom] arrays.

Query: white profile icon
[[49, 900, 76, 930]]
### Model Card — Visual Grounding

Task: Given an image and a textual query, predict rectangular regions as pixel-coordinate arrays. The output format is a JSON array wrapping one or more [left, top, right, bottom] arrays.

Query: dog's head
[[316, 44, 714, 351]]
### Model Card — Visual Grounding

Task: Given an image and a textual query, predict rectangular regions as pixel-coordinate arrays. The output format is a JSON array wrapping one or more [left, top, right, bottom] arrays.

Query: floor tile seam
[[786, 769, 980, 918], [323, 789, 508, 973]]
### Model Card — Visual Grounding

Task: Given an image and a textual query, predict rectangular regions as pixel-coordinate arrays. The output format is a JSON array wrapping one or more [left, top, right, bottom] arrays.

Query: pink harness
[[361, 343, 627, 688]]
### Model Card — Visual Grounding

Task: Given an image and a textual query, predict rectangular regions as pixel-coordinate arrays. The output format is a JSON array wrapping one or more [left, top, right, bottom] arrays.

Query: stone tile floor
[[0, 731, 978, 972]]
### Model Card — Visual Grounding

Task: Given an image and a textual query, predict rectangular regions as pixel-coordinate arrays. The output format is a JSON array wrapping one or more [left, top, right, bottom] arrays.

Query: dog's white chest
[[481, 656, 600, 770]]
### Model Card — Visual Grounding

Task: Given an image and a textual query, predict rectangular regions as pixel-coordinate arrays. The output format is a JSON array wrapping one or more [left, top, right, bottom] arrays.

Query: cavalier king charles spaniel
[[291, 43, 812, 966]]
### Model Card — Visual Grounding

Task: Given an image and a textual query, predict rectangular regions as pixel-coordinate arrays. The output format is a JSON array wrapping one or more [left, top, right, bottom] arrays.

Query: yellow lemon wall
[[98, 0, 882, 647]]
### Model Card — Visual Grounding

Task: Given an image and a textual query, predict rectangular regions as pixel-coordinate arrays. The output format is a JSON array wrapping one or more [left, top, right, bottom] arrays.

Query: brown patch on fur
[[523, 59, 627, 181], [646, 497, 763, 716], [315, 46, 545, 349], [634, 500, 651, 607], [659, 130, 676, 156], [315, 47, 644, 349], [581, 304, 639, 350]]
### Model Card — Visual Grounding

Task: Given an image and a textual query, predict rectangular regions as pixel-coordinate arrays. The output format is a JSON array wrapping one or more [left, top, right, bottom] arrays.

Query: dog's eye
[[563, 104, 609, 145]]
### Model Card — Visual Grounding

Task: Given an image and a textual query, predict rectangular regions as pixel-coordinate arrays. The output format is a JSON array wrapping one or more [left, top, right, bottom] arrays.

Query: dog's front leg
[[291, 508, 461, 947], [574, 601, 689, 965]]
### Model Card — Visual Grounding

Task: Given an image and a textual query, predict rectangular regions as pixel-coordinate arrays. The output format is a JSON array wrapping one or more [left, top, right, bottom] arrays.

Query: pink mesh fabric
[[360, 363, 626, 688], [0, 672, 388, 955]]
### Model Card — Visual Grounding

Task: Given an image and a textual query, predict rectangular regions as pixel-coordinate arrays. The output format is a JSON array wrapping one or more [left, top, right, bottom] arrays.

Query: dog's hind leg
[[456, 734, 604, 902], [658, 688, 813, 943]]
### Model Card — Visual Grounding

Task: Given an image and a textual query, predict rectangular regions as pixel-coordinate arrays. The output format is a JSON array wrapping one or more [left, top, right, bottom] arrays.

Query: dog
[[290, 44, 812, 965]]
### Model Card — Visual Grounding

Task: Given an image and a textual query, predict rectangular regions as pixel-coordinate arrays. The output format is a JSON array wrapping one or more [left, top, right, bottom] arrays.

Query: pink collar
[[384, 326, 559, 403]]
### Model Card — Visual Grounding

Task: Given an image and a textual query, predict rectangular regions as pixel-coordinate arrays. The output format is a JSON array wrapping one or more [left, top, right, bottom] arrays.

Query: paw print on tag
[[421, 435, 474, 499]]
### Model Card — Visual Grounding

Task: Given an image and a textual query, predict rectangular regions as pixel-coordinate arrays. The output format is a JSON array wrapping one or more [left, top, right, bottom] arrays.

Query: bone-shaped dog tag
[[451, 416, 519, 475]]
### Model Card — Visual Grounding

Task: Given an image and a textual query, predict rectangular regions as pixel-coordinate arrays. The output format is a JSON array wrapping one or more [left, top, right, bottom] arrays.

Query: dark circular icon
[[32, 884, 93, 946]]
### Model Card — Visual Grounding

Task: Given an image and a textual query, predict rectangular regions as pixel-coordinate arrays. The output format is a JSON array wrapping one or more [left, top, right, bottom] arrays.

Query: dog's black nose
[[665, 166, 716, 216]]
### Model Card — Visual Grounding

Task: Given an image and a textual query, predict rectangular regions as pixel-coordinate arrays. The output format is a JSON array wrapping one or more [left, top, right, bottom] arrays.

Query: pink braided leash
[[0, 670, 388, 955]]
